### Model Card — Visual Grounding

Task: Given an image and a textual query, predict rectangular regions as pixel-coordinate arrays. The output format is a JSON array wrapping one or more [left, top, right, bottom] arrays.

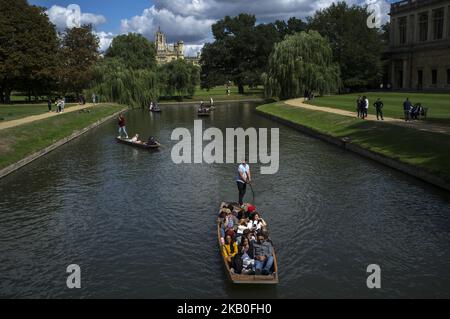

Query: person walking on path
[[403, 98, 412, 122], [374, 98, 384, 121], [117, 113, 129, 139], [236, 159, 251, 206], [356, 96, 362, 118], [92, 93, 97, 105], [47, 99, 52, 112]]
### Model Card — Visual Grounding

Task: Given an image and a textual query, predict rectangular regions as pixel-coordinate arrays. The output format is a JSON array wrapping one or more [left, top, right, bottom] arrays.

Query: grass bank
[[0, 103, 77, 122], [305, 92, 450, 124], [159, 85, 264, 103], [257, 101, 450, 184], [0, 104, 125, 171]]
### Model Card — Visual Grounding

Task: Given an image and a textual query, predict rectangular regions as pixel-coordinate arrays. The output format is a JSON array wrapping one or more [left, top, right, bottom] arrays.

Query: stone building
[[155, 28, 184, 65], [388, 0, 450, 91], [155, 28, 201, 66]]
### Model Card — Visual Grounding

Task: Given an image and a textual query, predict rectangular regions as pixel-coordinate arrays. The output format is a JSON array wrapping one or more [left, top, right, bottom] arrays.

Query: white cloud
[[184, 44, 204, 57], [46, 4, 106, 31], [121, 5, 215, 45], [95, 31, 115, 52]]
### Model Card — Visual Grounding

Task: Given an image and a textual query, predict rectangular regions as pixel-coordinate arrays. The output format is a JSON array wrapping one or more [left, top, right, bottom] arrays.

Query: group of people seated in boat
[[218, 202, 275, 276], [129, 134, 158, 146], [149, 102, 161, 112], [198, 101, 211, 113]]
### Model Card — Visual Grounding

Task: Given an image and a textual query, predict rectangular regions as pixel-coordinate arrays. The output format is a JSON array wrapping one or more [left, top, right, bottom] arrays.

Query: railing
[[391, 0, 442, 13]]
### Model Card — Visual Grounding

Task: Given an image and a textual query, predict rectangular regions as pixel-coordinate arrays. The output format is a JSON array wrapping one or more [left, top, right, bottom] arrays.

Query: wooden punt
[[217, 205, 279, 285], [115, 137, 161, 150], [198, 111, 211, 117], [150, 108, 162, 113]]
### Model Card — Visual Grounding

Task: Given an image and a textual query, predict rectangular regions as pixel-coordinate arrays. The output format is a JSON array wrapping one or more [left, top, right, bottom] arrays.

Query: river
[[1, 101, 450, 298]]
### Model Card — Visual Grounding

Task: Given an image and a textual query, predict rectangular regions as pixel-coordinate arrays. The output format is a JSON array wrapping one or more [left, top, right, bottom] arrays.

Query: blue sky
[[28, 0, 393, 55], [29, 0, 152, 34]]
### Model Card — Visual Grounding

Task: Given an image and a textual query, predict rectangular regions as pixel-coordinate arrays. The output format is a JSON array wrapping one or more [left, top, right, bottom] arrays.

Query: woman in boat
[[131, 134, 144, 144], [232, 237, 255, 275], [221, 209, 239, 239], [222, 235, 238, 265], [249, 213, 267, 231], [236, 219, 250, 244]]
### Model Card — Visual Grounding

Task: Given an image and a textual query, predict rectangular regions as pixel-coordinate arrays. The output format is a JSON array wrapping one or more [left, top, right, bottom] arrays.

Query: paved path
[[0, 103, 97, 131], [285, 98, 450, 136]]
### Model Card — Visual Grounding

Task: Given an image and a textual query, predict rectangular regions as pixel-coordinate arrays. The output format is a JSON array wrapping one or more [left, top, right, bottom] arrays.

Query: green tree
[[105, 33, 156, 70], [263, 31, 341, 100], [86, 57, 159, 108], [274, 17, 307, 40], [159, 59, 200, 99], [307, 1, 385, 89], [0, 0, 59, 103], [200, 13, 279, 94], [58, 24, 99, 95]]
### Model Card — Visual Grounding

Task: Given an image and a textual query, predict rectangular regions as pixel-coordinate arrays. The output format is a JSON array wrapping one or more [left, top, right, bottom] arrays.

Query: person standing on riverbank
[[47, 99, 52, 112], [236, 159, 251, 206], [363, 96, 369, 119], [118, 113, 128, 139], [374, 98, 384, 121], [356, 96, 362, 118], [403, 98, 412, 122]]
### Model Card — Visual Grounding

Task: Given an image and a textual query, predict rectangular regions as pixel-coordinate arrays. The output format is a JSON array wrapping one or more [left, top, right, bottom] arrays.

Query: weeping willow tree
[[263, 30, 341, 100], [86, 57, 159, 108]]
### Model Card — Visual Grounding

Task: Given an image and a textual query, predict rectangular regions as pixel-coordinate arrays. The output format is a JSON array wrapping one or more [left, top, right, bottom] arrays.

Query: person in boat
[[249, 213, 267, 232], [240, 203, 256, 220], [147, 136, 157, 146], [232, 237, 255, 275], [222, 235, 238, 265], [236, 159, 251, 206], [210, 97, 214, 107], [118, 113, 129, 139], [253, 233, 274, 276], [131, 134, 144, 144], [220, 209, 239, 239], [243, 229, 256, 244], [236, 219, 251, 244], [149, 102, 154, 111]]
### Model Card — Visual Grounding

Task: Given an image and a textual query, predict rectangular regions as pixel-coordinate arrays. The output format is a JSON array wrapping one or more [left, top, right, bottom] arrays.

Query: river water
[[1, 101, 450, 298]]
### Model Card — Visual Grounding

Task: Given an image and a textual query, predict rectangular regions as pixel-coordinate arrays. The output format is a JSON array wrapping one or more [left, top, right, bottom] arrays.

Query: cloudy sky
[[29, 0, 393, 55]]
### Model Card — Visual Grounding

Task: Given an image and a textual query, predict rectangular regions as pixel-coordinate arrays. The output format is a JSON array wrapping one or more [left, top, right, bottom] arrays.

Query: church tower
[[155, 26, 166, 52]]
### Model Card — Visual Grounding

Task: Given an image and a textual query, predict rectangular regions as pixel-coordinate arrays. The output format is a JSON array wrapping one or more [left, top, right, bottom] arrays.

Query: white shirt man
[[236, 160, 251, 206]]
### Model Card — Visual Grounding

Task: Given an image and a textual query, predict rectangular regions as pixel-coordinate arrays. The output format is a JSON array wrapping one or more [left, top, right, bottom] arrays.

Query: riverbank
[[0, 104, 126, 179], [256, 101, 450, 191]]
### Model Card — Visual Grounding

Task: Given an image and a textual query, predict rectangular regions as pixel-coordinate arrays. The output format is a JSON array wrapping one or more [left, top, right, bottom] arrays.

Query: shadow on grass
[[338, 120, 450, 182]]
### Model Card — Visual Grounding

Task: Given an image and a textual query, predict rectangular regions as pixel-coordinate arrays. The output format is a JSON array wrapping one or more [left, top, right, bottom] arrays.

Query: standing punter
[[118, 113, 129, 139], [236, 159, 251, 206]]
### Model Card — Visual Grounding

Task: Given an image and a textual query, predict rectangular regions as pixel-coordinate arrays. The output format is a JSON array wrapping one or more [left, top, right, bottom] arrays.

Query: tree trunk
[[238, 83, 244, 94], [0, 86, 4, 104], [5, 89, 11, 104]]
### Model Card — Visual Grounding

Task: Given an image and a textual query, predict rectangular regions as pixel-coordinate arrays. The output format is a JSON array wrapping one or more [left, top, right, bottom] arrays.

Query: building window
[[419, 13, 428, 41], [432, 69, 438, 85], [447, 69, 450, 85], [399, 17, 407, 44], [433, 8, 444, 40], [418, 70, 423, 89]]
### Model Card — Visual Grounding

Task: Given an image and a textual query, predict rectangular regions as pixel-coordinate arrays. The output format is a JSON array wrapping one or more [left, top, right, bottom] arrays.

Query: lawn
[[0, 104, 125, 170], [258, 101, 450, 182], [159, 85, 264, 103], [306, 92, 450, 123], [0, 103, 77, 122]]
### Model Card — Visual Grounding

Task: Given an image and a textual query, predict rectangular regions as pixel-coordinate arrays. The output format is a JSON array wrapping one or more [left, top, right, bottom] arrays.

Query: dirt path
[[0, 103, 97, 131], [285, 98, 450, 135]]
